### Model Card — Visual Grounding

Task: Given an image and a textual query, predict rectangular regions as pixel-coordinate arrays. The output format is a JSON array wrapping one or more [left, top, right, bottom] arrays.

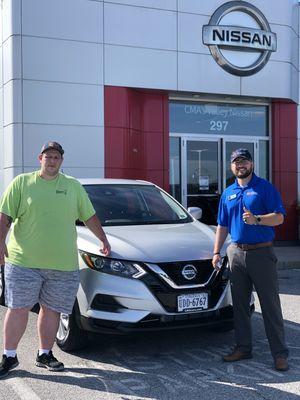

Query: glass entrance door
[[170, 137, 269, 225], [184, 138, 220, 225]]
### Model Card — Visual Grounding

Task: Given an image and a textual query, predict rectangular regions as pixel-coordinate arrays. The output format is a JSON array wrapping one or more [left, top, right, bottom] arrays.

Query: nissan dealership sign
[[203, 1, 277, 76]]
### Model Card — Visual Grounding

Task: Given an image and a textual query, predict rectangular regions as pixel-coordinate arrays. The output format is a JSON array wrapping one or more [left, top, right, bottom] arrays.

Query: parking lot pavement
[[0, 269, 300, 400]]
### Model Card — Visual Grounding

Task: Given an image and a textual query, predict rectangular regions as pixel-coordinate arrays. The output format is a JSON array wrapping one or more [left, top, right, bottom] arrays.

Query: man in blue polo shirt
[[212, 148, 288, 372]]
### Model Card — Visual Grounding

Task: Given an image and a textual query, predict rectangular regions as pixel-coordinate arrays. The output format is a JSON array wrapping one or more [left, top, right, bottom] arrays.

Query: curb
[[278, 261, 300, 270]]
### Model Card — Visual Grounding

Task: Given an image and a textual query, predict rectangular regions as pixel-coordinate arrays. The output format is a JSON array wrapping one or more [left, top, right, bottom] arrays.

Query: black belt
[[233, 241, 273, 251]]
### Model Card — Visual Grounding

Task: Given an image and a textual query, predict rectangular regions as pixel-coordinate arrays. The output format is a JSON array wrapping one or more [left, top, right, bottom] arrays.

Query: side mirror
[[188, 207, 202, 220]]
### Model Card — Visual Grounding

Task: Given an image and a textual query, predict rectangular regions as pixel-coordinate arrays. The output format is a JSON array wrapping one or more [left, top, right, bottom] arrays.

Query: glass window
[[187, 141, 219, 195], [170, 101, 268, 136], [259, 140, 269, 180], [170, 137, 181, 202]]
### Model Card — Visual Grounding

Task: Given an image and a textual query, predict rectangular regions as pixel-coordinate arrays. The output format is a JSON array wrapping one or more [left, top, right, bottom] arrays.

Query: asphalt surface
[[0, 268, 300, 400], [275, 246, 300, 270]]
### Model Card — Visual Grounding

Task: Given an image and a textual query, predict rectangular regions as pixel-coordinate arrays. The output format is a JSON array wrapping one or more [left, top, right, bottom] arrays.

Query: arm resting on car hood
[[84, 214, 111, 256]]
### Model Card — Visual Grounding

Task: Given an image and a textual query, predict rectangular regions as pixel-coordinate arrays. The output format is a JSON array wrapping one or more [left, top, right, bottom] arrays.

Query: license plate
[[177, 293, 208, 312]]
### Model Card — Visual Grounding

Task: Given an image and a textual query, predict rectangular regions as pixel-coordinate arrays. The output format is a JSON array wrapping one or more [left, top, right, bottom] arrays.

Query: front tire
[[56, 301, 88, 352]]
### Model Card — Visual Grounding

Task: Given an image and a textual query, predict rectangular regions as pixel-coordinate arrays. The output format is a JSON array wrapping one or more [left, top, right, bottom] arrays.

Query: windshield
[[83, 184, 192, 226]]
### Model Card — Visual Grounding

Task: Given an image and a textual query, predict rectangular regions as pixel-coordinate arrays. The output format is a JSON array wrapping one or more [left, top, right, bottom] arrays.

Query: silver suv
[[54, 179, 239, 351]]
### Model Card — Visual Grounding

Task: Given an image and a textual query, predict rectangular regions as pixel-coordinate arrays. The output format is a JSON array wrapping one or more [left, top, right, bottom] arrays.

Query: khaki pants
[[227, 244, 288, 359]]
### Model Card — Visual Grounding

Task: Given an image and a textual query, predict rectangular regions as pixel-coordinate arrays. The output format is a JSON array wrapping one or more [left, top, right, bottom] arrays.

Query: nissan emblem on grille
[[182, 265, 197, 280]]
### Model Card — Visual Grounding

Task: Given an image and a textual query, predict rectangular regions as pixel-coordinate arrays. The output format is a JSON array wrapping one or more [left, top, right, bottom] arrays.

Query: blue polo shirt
[[217, 174, 285, 244]]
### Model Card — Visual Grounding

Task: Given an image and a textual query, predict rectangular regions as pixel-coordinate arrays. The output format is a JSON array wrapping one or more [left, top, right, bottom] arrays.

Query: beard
[[235, 166, 253, 179]]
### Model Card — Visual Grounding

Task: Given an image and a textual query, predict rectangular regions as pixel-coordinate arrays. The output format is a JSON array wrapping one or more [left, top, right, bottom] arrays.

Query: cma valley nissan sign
[[203, 1, 277, 76]]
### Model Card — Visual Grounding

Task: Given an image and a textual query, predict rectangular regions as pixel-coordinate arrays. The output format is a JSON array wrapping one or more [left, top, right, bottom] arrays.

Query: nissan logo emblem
[[182, 264, 197, 280], [202, 1, 277, 76]]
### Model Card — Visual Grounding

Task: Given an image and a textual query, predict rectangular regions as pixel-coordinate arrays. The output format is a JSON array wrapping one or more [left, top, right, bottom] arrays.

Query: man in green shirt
[[0, 141, 111, 378]]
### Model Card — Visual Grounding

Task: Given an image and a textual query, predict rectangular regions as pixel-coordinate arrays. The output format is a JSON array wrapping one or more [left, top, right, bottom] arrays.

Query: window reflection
[[259, 140, 269, 180], [169, 137, 181, 202], [170, 101, 268, 136], [187, 141, 219, 195]]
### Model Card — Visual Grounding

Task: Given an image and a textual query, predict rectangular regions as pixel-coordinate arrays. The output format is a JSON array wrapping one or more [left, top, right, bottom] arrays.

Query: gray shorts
[[4, 263, 80, 314]]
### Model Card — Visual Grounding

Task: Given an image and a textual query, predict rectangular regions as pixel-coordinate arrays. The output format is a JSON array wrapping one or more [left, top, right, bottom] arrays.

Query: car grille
[[141, 267, 227, 313], [156, 259, 214, 286]]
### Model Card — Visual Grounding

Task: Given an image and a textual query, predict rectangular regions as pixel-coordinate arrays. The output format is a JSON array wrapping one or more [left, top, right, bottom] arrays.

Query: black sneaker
[[0, 354, 19, 378], [35, 351, 64, 371]]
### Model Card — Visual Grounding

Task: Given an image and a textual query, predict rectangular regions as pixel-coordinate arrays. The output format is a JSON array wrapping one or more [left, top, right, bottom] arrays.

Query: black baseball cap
[[230, 148, 252, 163], [41, 141, 64, 155]]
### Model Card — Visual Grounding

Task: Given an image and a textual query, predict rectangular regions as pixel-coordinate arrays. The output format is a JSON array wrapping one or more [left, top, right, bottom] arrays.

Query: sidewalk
[[274, 245, 300, 269]]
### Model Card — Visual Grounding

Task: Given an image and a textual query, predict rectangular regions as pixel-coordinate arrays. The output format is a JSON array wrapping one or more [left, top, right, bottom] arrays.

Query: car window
[[83, 184, 192, 226]]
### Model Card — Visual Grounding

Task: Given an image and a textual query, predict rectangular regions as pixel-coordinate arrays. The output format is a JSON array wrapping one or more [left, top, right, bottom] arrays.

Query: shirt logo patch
[[246, 191, 258, 196], [56, 189, 67, 195], [227, 194, 237, 200]]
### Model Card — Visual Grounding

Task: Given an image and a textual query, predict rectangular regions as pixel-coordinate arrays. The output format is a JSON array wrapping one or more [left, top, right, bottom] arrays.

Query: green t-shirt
[[0, 171, 95, 271]]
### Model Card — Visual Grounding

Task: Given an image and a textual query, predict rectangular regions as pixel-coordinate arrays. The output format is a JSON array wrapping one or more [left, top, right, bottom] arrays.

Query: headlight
[[79, 251, 147, 279]]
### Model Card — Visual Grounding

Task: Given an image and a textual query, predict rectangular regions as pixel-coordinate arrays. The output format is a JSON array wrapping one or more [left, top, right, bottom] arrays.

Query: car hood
[[77, 221, 226, 263]]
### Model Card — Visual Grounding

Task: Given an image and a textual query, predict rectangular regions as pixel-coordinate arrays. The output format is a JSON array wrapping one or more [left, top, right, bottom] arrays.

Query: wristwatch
[[254, 215, 262, 225]]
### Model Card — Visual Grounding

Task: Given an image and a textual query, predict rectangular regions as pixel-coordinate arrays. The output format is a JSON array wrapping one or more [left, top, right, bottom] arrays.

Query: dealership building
[[0, 0, 299, 241]]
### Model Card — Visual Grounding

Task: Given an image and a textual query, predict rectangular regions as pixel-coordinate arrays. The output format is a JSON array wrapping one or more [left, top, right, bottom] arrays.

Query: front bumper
[[76, 258, 233, 333], [77, 305, 234, 334]]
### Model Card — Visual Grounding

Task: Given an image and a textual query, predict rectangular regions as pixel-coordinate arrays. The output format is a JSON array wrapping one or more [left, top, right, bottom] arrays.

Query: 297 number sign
[[210, 120, 228, 131]]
